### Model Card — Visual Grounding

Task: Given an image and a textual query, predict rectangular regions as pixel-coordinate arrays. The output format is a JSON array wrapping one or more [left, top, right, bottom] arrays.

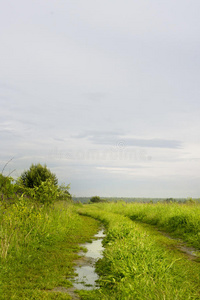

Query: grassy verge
[[1, 199, 200, 299], [77, 205, 200, 300], [0, 200, 99, 299], [88, 202, 200, 249]]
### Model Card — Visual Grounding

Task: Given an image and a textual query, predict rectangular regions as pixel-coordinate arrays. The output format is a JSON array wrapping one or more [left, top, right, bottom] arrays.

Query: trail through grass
[[77, 204, 200, 300], [93, 201, 200, 249], [1, 199, 200, 299]]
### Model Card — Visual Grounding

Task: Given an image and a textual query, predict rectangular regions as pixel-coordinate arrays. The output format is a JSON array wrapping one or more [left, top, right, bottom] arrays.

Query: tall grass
[[0, 197, 74, 260], [90, 201, 200, 249], [78, 205, 200, 300], [0, 198, 99, 299]]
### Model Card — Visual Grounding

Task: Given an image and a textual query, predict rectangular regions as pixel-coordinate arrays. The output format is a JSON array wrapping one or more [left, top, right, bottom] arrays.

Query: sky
[[0, 0, 200, 198]]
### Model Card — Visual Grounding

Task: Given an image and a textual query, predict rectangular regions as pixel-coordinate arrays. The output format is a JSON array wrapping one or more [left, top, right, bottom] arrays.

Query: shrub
[[29, 178, 60, 205], [90, 196, 102, 203], [20, 163, 58, 189], [90, 196, 108, 203], [0, 174, 15, 201], [58, 183, 72, 201]]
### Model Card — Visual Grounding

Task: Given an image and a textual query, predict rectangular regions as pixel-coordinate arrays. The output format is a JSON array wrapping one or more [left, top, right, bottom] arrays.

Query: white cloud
[[0, 0, 200, 197]]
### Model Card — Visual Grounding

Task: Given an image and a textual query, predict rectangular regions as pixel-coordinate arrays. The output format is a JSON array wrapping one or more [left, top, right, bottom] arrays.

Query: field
[[1, 198, 200, 299], [0, 199, 99, 299], [77, 202, 200, 299], [91, 201, 200, 249]]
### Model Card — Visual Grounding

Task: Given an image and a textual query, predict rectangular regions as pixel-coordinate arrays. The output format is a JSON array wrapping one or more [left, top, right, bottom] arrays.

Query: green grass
[[89, 201, 200, 249], [0, 200, 99, 299], [77, 204, 200, 299], [1, 199, 200, 299]]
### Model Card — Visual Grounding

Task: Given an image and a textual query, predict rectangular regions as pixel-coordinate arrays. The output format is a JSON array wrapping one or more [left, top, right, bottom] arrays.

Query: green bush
[[20, 163, 58, 188], [58, 183, 72, 201], [90, 196, 107, 203], [90, 196, 101, 203], [0, 173, 15, 200], [29, 178, 60, 205]]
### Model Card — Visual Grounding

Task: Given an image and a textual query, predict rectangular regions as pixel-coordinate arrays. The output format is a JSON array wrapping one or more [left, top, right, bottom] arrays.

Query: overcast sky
[[1, 0, 200, 198]]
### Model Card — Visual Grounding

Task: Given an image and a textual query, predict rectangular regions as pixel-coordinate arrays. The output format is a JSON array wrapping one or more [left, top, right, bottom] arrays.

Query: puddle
[[72, 229, 106, 290], [157, 230, 200, 261]]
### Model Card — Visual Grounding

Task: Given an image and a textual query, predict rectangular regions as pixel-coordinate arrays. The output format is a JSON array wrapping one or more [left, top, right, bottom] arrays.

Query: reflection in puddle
[[72, 229, 105, 290]]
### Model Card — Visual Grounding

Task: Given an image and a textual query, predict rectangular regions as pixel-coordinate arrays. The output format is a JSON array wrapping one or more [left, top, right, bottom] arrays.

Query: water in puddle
[[72, 229, 105, 290]]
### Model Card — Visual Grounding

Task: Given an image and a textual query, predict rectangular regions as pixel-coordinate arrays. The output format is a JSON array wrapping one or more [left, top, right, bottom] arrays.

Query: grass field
[[0, 199, 99, 299], [76, 203, 200, 299], [89, 201, 200, 249], [77, 203, 200, 299], [1, 199, 200, 299]]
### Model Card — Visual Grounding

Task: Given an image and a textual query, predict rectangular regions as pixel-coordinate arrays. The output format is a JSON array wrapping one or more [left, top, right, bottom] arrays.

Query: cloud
[[53, 137, 65, 142], [97, 166, 148, 173], [0, 81, 23, 94], [73, 131, 182, 149], [0, 0, 199, 197], [83, 92, 107, 102], [73, 130, 123, 139]]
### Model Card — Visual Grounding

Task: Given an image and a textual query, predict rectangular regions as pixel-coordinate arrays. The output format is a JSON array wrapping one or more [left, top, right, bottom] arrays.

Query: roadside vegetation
[[90, 201, 200, 249], [0, 163, 99, 299], [1, 162, 200, 299], [1, 202, 99, 299], [78, 204, 200, 299]]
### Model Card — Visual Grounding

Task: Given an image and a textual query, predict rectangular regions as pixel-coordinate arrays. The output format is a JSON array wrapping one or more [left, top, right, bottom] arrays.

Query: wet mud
[[49, 228, 105, 299], [72, 229, 106, 290]]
